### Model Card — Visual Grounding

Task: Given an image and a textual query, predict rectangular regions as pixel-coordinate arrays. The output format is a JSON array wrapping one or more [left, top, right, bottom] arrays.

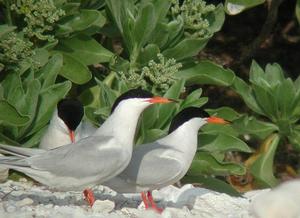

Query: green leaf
[[58, 35, 113, 65], [17, 79, 41, 138], [1, 73, 23, 104], [28, 81, 72, 136], [249, 60, 268, 87], [148, 22, 169, 48], [22, 126, 48, 148], [231, 77, 264, 115], [233, 115, 278, 139], [77, 11, 107, 35], [0, 100, 29, 126], [265, 63, 285, 87], [175, 61, 235, 86], [133, 3, 156, 48], [165, 18, 184, 48], [252, 84, 277, 119], [59, 53, 92, 84], [250, 134, 279, 187], [201, 124, 239, 137], [180, 89, 208, 110], [95, 78, 118, 108], [105, 0, 125, 34], [163, 38, 209, 61], [37, 53, 63, 89], [288, 128, 300, 150], [155, 79, 185, 129], [56, 9, 102, 36], [140, 105, 159, 131], [0, 25, 16, 38], [296, 0, 300, 24], [139, 128, 165, 145], [225, 0, 265, 15], [137, 44, 160, 66], [32, 48, 49, 68], [206, 4, 225, 33], [151, 0, 172, 21], [199, 133, 252, 153], [274, 79, 296, 119], [182, 175, 241, 197], [79, 85, 101, 109], [189, 152, 246, 176], [206, 107, 240, 121]]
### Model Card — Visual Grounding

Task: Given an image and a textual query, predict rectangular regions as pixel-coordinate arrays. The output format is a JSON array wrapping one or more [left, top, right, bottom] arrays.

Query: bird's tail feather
[[0, 144, 44, 157]]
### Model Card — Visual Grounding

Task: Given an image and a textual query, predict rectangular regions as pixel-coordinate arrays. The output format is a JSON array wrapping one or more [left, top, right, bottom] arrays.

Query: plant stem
[[4, 0, 13, 26], [129, 44, 140, 71], [0, 132, 21, 146]]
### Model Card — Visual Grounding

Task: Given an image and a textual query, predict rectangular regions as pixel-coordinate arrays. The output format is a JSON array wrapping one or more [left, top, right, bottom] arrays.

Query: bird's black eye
[[57, 99, 84, 131], [168, 107, 208, 134], [111, 88, 153, 113]]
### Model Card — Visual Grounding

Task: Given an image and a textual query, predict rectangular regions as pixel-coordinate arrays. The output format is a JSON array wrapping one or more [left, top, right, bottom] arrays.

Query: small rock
[[5, 205, 16, 213], [162, 206, 191, 218], [250, 179, 300, 218], [0, 154, 8, 182], [18, 178, 28, 183], [92, 199, 115, 213], [16, 198, 34, 207]]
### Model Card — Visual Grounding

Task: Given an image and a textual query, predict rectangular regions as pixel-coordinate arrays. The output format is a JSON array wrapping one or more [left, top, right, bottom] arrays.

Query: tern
[[40, 98, 97, 149], [103, 107, 228, 212], [0, 88, 173, 206]]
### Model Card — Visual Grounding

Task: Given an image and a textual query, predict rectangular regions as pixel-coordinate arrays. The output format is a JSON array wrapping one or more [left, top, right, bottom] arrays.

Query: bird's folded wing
[[121, 143, 184, 186], [26, 136, 123, 178]]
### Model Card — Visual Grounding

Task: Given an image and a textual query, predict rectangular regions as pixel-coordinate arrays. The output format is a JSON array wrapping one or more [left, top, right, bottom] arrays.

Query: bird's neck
[[94, 107, 143, 149], [158, 120, 205, 162]]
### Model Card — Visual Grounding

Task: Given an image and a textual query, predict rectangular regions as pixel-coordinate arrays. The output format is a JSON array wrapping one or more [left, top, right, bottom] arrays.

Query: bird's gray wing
[[26, 136, 125, 178], [0, 144, 46, 157], [121, 142, 184, 186]]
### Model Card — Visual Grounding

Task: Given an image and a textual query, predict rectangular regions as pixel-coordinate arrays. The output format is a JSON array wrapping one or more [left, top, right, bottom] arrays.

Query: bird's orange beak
[[146, 96, 174, 104], [68, 129, 75, 143], [207, 116, 229, 124]]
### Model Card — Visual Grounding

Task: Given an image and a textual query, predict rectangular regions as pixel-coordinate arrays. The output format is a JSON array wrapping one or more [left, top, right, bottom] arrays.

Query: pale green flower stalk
[[142, 53, 182, 92], [11, 0, 65, 41], [171, 0, 215, 38], [118, 54, 182, 93], [118, 69, 147, 89], [0, 32, 35, 70]]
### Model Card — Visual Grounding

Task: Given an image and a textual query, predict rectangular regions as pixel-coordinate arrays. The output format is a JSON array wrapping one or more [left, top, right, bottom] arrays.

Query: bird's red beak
[[146, 96, 174, 104], [68, 129, 75, 143], [207, 116, 229, 124]]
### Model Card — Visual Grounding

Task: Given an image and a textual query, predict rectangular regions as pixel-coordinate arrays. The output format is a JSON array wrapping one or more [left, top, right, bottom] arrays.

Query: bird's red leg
[[140, 192, 149, 209], [83, 188, 95, 206], [147, 191, 163, 213]]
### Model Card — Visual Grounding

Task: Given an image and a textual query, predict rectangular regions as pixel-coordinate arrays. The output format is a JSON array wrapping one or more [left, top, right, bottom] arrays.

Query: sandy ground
[[0, 179, 300, 218]]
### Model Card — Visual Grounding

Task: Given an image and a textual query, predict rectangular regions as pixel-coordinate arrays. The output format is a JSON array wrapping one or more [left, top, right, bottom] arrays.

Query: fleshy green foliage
[[232, 61, 300, 148], [230, 61, 300, 187], [0, 54, 71, 147], [171, 0, 216, 38], [105, 0, 224, 73], [11, 0, 65, 41]]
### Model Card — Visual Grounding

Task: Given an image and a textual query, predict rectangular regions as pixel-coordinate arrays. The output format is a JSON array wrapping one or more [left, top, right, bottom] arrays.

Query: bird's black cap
[[111, 88, 153, 113], [168, 107, 209, 134], [57, 99, 84, 131]]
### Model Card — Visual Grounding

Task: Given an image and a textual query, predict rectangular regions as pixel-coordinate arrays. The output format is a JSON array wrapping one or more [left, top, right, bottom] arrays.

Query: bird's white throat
[[94, 99, 152, 149]]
